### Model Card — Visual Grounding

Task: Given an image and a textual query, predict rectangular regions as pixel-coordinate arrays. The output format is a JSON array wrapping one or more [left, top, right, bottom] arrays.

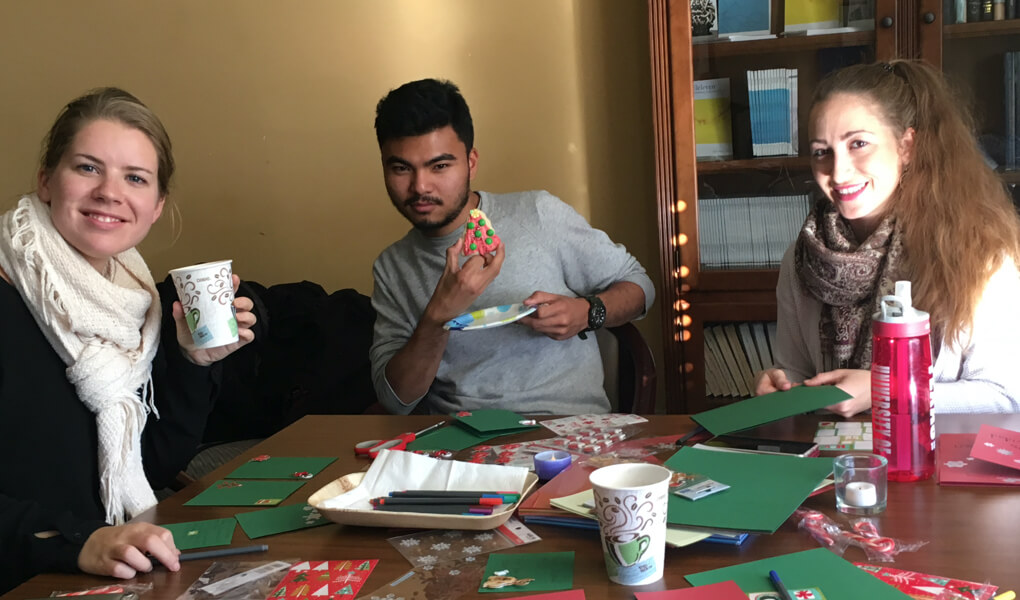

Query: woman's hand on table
[[804, 368, 871, 417], [754, 368, 794, 395], [78, 522, 180, 579], [174, 274, 257, 366]]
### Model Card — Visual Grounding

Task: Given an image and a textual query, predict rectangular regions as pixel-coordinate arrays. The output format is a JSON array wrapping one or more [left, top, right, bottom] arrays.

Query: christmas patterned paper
[[266, 560, 377, 600], [855, 564, 997, 599]]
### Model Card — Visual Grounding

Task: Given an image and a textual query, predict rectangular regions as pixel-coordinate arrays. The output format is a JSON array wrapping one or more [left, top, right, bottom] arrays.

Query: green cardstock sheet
[[692, 385, 852, 435], [235, 503, 331, 539], [685, 548, 912, 599], [455, 409, 540, 435], [226, 456, 337, 479], [663, 447, 834, 533], [479, 551, 575, 593], [407, 424, 504, 452], [184, 479, 305, 506], [162, 517, 236, 550]]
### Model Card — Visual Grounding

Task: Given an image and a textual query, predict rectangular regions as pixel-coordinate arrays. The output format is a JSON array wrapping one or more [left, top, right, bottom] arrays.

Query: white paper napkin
[[318, 449, 529, 510]]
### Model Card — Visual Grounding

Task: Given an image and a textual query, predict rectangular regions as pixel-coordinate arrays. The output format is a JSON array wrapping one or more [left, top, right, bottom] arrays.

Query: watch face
[[587, 295, 607, 329]]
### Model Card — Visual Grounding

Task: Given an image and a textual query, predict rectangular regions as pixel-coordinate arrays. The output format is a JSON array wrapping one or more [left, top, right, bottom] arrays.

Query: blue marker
[[768, 570, 794, 600]]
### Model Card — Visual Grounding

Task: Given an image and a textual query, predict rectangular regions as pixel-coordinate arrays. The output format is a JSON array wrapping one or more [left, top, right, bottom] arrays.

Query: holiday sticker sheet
[[388, 518, 540, 567], [266, 560, 378, 600], [357, 557, 486, 600], [814, 421, 872, 451], [539, 414, 647, 437], [969, 424, 1020, 471]]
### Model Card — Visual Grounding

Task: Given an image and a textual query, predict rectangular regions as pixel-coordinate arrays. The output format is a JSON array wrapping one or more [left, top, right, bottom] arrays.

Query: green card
[[692, 385, 852, 435], [479, 552, 574, 593], [162, 517, 236, 550], [184, 479, 305, 506], [226, 456, 337, 479], [686, 548, 912, 599], [663, 447, 833, 533], [455, 409, 540, 435], [407, 423, 504, 452], [235, 502, 331, 538]]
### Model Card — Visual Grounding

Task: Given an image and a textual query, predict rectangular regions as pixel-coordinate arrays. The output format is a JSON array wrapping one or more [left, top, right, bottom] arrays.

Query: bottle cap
[[873, 280, 930, 338]]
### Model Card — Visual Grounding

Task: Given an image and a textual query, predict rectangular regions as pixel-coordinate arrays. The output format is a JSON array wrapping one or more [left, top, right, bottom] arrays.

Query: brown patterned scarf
[[794, 199, 905, 370]]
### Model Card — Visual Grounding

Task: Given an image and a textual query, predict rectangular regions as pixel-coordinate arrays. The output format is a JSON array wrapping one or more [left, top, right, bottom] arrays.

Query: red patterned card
[[969, 425, 1020, 471], [936, 434, 1020, 486], [266, 560, 377, 600], [855, 564, 996, 600]]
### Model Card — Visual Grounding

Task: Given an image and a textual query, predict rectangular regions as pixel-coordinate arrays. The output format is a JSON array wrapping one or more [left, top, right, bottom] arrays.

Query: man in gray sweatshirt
[[370, 78, 655, 415]]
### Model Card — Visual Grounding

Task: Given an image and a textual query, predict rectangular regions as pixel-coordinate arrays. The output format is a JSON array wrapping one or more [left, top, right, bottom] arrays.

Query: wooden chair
[[596, 322, 657, 414]]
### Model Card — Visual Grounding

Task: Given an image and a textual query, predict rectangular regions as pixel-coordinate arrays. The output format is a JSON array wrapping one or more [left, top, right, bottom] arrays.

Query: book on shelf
[[747, 68, 798, 157], [738, 322, 765, 376], [702, 333, 729, 397], [784, 0, 841, 32], [694, 78, 733, 160], [697, 194, 810, 270], [717, 0, 769, 36], [705, 325, 746, 397], [752, 322, 775, 369], [723, 324, 756, 392]]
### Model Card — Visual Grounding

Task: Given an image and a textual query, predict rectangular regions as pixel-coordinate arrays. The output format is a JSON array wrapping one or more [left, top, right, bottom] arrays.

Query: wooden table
[[6, 414, 1020, 599]]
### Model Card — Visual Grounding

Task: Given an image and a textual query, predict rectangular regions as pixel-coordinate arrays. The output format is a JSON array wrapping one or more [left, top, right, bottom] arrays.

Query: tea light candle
[[844, 481, 878, 507]]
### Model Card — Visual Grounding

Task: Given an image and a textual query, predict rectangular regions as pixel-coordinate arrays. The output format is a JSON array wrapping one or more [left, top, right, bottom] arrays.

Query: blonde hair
[[40, 87, 174, 197], [812, 60, 1020, 346]]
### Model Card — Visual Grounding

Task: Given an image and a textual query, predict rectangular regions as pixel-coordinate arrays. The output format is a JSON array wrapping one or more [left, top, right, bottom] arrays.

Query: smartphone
[[694, 434, 820, 457]]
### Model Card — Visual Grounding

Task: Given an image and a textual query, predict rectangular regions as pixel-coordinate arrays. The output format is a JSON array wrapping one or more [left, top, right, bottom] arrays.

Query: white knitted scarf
[[0, 195, 161, 524]]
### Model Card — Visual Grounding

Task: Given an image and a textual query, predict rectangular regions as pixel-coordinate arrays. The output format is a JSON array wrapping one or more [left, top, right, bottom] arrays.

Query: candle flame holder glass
[[834, 453, 888, 515]]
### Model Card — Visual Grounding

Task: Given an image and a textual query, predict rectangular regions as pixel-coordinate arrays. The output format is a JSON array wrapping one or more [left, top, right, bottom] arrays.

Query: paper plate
[[308, 471, 539, 530], [443, 303, 536, 331]]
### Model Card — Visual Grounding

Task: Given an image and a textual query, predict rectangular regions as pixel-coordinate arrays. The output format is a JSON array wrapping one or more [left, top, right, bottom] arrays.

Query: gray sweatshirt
[[370, 190, 655, 415]]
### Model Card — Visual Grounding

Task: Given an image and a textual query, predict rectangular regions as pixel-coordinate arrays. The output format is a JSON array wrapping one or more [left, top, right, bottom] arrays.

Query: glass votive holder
[[834, 453, 888, 516]]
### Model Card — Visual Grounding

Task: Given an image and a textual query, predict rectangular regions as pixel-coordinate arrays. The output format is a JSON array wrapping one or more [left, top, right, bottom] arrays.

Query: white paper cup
[[589, 463, 671, 586], [169, 260, 238, 348]]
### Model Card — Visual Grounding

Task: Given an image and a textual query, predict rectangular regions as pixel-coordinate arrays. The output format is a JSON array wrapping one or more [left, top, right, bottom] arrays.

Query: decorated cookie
[[462, 208, 501, 256]]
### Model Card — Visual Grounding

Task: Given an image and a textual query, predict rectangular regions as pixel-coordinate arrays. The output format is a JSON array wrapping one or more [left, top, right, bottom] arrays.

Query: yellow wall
[[0, 0, 665, 408]]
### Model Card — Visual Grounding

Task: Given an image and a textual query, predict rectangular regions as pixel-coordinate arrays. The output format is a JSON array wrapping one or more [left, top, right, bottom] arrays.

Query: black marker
[[179, 544, 269, 562]]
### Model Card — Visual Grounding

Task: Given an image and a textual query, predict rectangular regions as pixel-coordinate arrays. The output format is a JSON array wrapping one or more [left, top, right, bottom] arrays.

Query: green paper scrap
[[162, 517, 236, 550], [226, 456, 337, 479], [184, 479, 305, 507], [664, 447, 833, 533], [235, 503, 331, 538], [455, 409, 539, 435], [692, 385, 852, 435], [685, 548, 912, 599], [407, 423, 504, 451], [479, 552, 575, 593]]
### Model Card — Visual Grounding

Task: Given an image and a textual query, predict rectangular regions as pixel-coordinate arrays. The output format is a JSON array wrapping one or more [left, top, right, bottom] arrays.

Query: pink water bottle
[[871, 281, 935, 482]]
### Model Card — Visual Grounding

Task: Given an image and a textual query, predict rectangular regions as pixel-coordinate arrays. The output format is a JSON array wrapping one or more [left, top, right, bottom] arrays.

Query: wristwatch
[[578, 295, 607, 340]]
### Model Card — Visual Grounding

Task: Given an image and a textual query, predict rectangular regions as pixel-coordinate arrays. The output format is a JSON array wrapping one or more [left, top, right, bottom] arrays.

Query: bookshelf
[[648, 0, 1020, 413]]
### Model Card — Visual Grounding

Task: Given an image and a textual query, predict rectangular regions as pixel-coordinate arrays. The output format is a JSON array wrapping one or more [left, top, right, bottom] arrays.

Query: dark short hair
[[374, 78, 474, 151]]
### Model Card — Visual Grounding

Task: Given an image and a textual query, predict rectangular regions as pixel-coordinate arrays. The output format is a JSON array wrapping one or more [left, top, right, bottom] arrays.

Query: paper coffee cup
[[169, 260, 238, 348], [589, 463, 671, 586]]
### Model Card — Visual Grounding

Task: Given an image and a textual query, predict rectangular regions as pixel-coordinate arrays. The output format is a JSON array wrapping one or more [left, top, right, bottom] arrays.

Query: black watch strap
[[578, 295, 607, 340]]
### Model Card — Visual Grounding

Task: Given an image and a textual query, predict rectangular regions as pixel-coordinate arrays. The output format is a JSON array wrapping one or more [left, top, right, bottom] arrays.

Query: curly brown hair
[[811, 59, 1020, 347]]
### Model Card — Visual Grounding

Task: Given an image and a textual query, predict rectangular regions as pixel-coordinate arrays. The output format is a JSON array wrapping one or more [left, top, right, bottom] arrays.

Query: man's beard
[[409, 185, 471, 233]]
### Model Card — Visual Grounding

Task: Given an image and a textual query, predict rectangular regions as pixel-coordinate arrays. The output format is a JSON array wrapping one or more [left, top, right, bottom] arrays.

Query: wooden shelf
[[1000, 170, 1020, 185], [943, 20, 1020, 39], [690, 269, 779, 293], [697, 156, 811, 173], [693, 31, 874, 59]]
